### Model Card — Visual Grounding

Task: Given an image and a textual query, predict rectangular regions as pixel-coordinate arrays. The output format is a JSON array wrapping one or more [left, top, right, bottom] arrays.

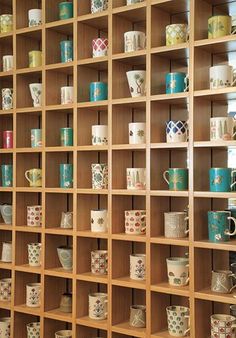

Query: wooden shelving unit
[[1, 0, 236, 337]]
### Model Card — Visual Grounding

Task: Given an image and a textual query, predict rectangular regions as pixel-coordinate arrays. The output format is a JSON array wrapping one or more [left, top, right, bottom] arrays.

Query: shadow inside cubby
[[77, 151, 108, 189], [112, 102, 146, 145], [14, 312, 40, 338], [77, 194, 107, 231], [14, 271, 41, 307], [16, 72, 42, 108], [0, 36, 13, 72], [45, 152, 73, 188], [0, 0, 12, 15], [112, 195, 146, 235], [77, 107, 107, 146], [77, 64, 108, 103], [150, 196, 189, 238], [112, 150, 146, 190], [45, 193, 73, 230], [46, 0, 74, 23], [16, 152, 42, 188], [44, 318, 72, 337], [46, 109, 73, 147], [15, 231, 41, 267], [76, 325, 107, 338], [151, 292, 189, 335], [46, 24, 73, 65], [151, 148, 188, 191], [44, 234, 73, 272], [0, 114, 13, 148], [15, 192, 42, 227], [46, 68, 73, 106], [16, 111, 41, 148], [0, 77, 13, 110], [16, 30, 42, 70], [77, 237, 107, 275], [16, 0, 42, 29]]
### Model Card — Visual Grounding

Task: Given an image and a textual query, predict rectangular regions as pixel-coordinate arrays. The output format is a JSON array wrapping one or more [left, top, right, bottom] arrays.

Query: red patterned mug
[[27, 205, 42, 227], [92, 38, 108, 58], [125, 210, 146, 235]]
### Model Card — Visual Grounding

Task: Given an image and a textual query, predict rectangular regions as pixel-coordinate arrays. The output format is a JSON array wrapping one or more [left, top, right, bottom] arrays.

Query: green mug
[[163, 168, 188, 191]]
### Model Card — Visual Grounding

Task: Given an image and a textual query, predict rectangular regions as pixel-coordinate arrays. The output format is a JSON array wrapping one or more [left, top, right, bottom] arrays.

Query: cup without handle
[[163, 170, 170, 185], [225, 216, 236, 236], [25, 170, 33, 184]]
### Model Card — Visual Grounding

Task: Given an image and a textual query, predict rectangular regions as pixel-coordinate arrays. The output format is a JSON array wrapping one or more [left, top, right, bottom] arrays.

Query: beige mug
[[0, 278, 11, 301], [89, 292, 108, 320], [130, 254, 146, 281]]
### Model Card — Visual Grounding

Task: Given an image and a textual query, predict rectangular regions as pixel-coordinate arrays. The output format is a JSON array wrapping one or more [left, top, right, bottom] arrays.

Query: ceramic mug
[[3, 130, 13, 149], [60, 128, 73, 146], [61, 86, 74, 104], [28, 9, 42, 27], [31, 129, 42, 148], [29, 51, 42, 68], [210, 65, 236, 89], [208, 15, 232, 39], [26, 322, 40, 338], [211, 270, 236, 293], [163, 168, 188, 191], [0, 318, 10, 338], [0, 15, 13, 33], [88, 293, 108, 320], [91, 163, 108, 189], [210, 117, 236, 141], [166, 72, 188, 94], [26, 283, 41, 307], [2, 88, 13, 110], [29, 83, 42, 107], [92, 38, 108, 58], [27, 205, 42, 227], [124, 31, 146, 52], [59, 293, 72, 313], [166, 306, 190, 337], [55, 330, 72, 338], [166, 23, 188, 46], [130, 254, 146, 280], [211, 314, 236, 337], [60, 40, 73, 63], [28, 243, 41, 267], [166, 257, 189, 286], [1, 164, 13, 187], [59, 2, 73, 20], [125, 210, 146, 235], [209, 168, 236, 192], [60, 211, 73, 229], [91, 250, 108, 275], [208, 210, 236, 242], [130, 305, 146, 328], [127, 0, 144, 4], [230, 304, 236, 317], [91, 0, 108, 13], [0, 278, 11, 301], [2, 55, 13, 72], [0, 204, 12, 225], [126, 70, 146, 97], [126, 168, 146, 190], [57, 246, 73, 270], [1, 242, 12, 262], [164, 212, 189, 238], [129, 122, 146, 144], [90, 82, 108, 101], [166, 120, 188, 143], [60, 164, 73, 188], [91, 209, 108, 232], [92, 125, 108, 145], [25, 168, 42, 187]]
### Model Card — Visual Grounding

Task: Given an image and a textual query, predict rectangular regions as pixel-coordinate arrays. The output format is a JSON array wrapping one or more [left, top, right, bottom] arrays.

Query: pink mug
[[3, 131, 13, 149], [92, 38, 108, 58]]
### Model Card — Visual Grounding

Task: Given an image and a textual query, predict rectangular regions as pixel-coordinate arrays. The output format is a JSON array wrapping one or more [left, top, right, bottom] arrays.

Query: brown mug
[[130, 305, 146, 328]]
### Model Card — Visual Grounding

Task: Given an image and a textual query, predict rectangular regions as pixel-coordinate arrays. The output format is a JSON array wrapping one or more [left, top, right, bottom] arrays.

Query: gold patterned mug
[[25, 169, 42, 187], [208, 15, 232, 39], [29, 51, 42, 68], [166, 23, 188, 46]]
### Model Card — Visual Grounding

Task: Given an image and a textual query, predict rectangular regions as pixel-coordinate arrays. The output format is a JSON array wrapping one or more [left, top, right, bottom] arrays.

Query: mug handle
[[184, 315, 190, 336], [229, 274, 236, 292], [232, 28, 236, 35], [232, 118, 236, 137], [184, 74, 189, 92], [231, 169, 236, 189], [163, 170, 169, 185], [104, 299, 108, 319], [25, 170, 32, 184], [225, 216, 236, 236], [184, 216, 190, 234]]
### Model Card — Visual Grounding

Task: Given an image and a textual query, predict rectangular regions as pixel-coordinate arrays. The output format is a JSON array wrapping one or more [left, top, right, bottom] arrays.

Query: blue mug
[[209, 168, 236, 192], [208, 210, 236, 242], [166, 72, 188, 94], [60, 40, 73, 63], [90, 82, 108, 102], [166, 120, 188, 142]]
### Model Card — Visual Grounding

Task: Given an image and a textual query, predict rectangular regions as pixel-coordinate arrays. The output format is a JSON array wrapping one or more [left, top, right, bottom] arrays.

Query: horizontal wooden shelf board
[[76, 145, 108, 151], [194, 191, 236, 198], [77, 12, 108, 30], [152, 0, 190, 13], [16, 25, 42, 36], [16, 67, 42, 75], [112, 321, 146, 337], [45, 18, 74, 31], [0, 32, 13, 39], [44, 268, 73, 278], [76, 316, 108, 330], [15, 226, 42, 233], [44, 308, 73, 323], [45, 188, 74, 193], [0, 301, 11, 310], [15, 147, 42, 153], [112, 189, 146, 196], [15, 187, 43, 193], [112, 276, 146, 290], [77, 188, 108, 195], [14, 304, 41, 316], [150, 236, 189, 246], [112, 144, 146, 150], [112, 51, 146, 65], [151, 43, 189, 60], [194, 141, 236, 148], [112, 233, 147, 242], [77, 101, 108, 110], [78, 56, 108, 67], [195, 35, 236, 54], [15, 264, 42, 274], [0, 224, 12, 230], [112, 2, 146, 21], [0, 70, 13, 78], [151, 330, 175, 338], [45, 228, 73, 236], [151, 282, 190, 297], [194, 87, 236, 100], [0, 109, 13, 115], [77, 272, 108, 284], [16, 107, 42, 114], [46, 104, 74, 111], [46, 62, 74, 73], [43, 146, 74, 152], [194, 240, 236, 251], [151, 142, 188, 149], [0, 187, 13, 192], [151, 190, 189, 197], [0, 262, 12, 270], [195, 288, 236, 304], [0, 149, 13, 154], [112, 97, 146, 108], [151, 92, 189, 103], [76, 230, 108, 239]]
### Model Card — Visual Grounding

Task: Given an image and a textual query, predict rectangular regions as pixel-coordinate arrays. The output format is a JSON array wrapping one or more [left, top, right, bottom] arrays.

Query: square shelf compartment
[[16, 72, 42, 109], [16, 30, 42, 70], [44, 318, 72, 336], [15, 192, 42, 228], [14, 271, 41, 309], [0, 36, 13, 72], [45, 152, 73, 189], [76, 325, 107, 338], [16, 0, 42, 29], [16, 152, 42, 188], [45, 193, 73, 230], [14, 312, 40, 338], [15, 231, 41, 268], [16, 111, 42, 148], [0, 114, 13, 148], [46, 0, 74, 23], [46, 68, 73, 106]]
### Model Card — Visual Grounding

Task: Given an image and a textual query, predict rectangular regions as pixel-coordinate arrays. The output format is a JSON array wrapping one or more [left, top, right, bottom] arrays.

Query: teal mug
[[1, 164, 13, 187], [31, 129, 42, 148], [208, 211, 236, 242], [60, 164, 73, 188], [60, 128, 73, 146], [59, 1, 73, 20], [163, 168, 188, 191], [209, 168, 236, 192]]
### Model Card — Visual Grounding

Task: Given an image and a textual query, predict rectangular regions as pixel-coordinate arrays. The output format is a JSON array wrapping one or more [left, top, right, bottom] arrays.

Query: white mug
[[164, 212, 189, 238], [28, 9, 42, 27], [210, 65, 236, 89], [2, 88, 13, 110], [27, 322, 40, 338], [126, 70, 146, 97], [210, 117, 236, 141], [126, 168, 146, 190], [26, 283, 41, 307], [29, 83, 42, 107], [130, 254, 146, 280], [92, 125, 108, 145], [61, 86, 74, 104], [129, 122, 146, 144], [124, 31, 146, 53], [89, 292, 108, 320], [91, 209, 108, 232], [166, 257, 189, 287], [1, 242, 12, 262], [28, 243, 42, 267], [60, 211, 73, 229], [2, 55, 13, 72], [0, 318, 10, 338]]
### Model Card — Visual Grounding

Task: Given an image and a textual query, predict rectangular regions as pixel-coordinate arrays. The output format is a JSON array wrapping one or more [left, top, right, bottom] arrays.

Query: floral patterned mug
[[89, 292, 108, 320], [130, 254, 146, 280]]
